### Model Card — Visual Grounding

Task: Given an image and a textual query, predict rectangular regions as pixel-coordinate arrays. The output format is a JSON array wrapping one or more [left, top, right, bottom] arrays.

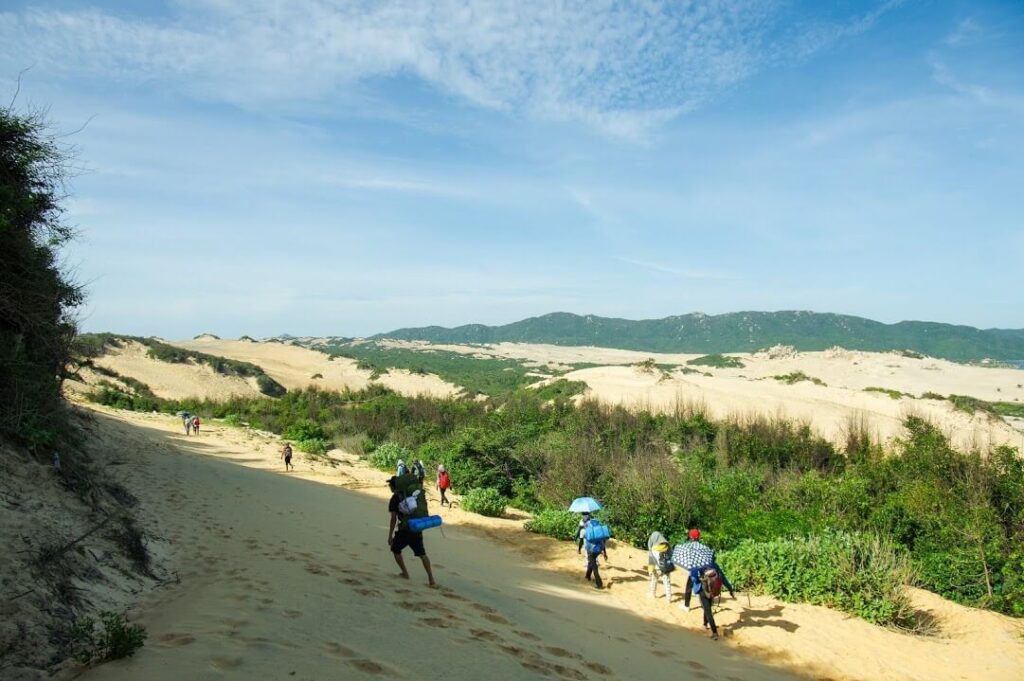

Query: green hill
[[373, 311, 1024, 362]]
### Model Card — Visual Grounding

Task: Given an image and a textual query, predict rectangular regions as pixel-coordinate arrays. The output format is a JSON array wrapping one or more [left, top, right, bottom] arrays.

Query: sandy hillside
[[173, 338, 461, 398], [85, 340, 265, 400], [378, 340, 1024, 450], [65, 404, 1024, 681]]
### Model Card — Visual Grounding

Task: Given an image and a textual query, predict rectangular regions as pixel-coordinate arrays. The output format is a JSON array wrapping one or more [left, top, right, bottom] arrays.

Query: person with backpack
[[192, 415, 201, 434], [676, 529, 735, 640], [412, 459, 426, 482], [582, 516, 610, 589], [646, 531, 674, 601], [182, 413, 192, 435], [436, 464, 452, 507], [281, 442, 294, 471], [396, 459, 409, 477], [387, 475, 436, 587]]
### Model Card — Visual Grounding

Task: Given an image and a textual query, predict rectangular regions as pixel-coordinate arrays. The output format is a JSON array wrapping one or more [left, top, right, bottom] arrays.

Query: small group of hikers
[[181, 413, 200, 435], [646, 528, 735, 640], [396, 458, 453, 507]]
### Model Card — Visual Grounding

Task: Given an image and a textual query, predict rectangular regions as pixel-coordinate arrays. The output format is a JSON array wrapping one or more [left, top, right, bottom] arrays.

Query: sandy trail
[[72, 406, 1024, 681]]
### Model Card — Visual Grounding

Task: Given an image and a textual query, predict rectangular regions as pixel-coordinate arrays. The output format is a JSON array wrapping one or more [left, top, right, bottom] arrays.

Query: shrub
[[773, 371, 826, 386], [369, 442, 412, 471], [462, 487, 506, 517], [688, 354, 744, 369], [524, 509, 580, 540], [864, 387, 909, 400], [255, 373, 287, 397], [296, 438, 331, 455], [223, 413, 243, 426], [311, 373, 323, 379], [69, 611, 147, 665], [722, 532, 915, 627]]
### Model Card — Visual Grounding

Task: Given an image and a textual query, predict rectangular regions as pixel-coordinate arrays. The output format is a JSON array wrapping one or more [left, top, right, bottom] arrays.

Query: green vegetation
[[69, 611, 147, 665], [723, 533, 915, 627], [524, 509, 580, 540], [864, 387, 910, 400], [532, 379, 587, 401], [369, 442, 411, 471], [773, 371, 827, 386], [76, 333, 286, 397], [1, 105, 84, 446], [91, 380, 1024, 623], [920, 391, 945, 400], [373, 310, 1024, 362], [688, 353, 744, 369], [322, 341, 536, 397], [992, 402, 1024, 418], [899, 349, 924, 359], [461, 487, 506, 517]]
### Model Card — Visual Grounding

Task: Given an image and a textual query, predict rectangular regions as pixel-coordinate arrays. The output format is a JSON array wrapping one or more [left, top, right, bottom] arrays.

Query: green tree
[[1, 103, 83, 444]]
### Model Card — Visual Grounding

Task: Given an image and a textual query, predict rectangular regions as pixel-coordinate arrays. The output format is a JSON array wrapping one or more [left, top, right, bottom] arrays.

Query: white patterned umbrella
[[671, 541, 714, 570]]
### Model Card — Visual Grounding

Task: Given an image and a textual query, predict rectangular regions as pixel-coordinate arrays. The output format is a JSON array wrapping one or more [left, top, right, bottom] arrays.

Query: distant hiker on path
[[192, 415, 201, 434], [647, 531, 674, 601], [281, 443, 294, 471], [387, 476, 436, 587], [436, 464, 452, 507], [412, 459, 426, 482], [582, 516, 610, 589], [182, 413, 192, 435], [675, 529, 735, 640]]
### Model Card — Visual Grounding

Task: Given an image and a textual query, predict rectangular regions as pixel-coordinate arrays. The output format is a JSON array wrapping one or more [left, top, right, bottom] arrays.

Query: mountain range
[[373, 311, 1024, 362]]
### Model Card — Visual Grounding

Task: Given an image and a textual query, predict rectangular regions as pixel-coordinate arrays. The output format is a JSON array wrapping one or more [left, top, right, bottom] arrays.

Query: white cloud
[[1, 0, 900, 139]]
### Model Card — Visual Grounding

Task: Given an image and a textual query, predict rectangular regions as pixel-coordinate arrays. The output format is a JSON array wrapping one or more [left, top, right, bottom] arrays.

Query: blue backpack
[[584, 522, 611, 543]]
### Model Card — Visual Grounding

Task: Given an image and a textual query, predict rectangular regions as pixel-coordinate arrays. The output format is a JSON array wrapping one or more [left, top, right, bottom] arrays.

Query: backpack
[[700, 567, 723, 599], [393, 472, 429, 530], [584, 522, 611, 543], [655, 549, 674, 574], [412, 461, 426, 480], [438, 471, 450, 489]]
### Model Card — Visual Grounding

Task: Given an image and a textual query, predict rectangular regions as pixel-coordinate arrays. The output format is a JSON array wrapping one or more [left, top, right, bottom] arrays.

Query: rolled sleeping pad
[[407, 515, 443, 533]]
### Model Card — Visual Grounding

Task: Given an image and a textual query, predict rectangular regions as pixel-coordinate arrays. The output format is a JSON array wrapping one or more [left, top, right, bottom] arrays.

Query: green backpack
[[394, 472, 429, 530]]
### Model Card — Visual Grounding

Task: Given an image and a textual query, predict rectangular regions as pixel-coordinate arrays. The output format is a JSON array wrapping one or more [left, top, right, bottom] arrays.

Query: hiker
[[577, 512, 589, 554], [436, 464, 452, 507], [182, 413, 192, 435], [412, 459, 426, 482], [676, 529, 735, 640], [387, 475, 436, 587], [281, 442, 294, 471], [192, 415, 201, 434], [582, 515, 610, 589], [647, 531, 674, 601], [396, 459, 409, 477]]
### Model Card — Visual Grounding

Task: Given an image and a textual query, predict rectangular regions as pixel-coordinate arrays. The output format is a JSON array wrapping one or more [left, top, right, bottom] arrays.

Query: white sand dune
[[67, 405, 1024, 681], [91, 340, 265, 400], [172, 338, 461, 398]]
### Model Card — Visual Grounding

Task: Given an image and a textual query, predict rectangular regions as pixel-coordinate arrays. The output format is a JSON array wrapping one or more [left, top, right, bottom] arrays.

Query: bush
[[295, 438, 331, 455], [462, 487, 506, 517], [773, 371, 826, 386], [69, 611, 147, 665], [223, 413, 243, 426], [524, 509, 580, 540], [722, 532, 915, 627], [369, 442, 412, 471], [687, 354, 744, 369]]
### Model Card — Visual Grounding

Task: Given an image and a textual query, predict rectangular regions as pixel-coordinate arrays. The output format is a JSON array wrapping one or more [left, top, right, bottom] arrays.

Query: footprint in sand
[[483, 613, 511, 625], [469, 629, 499, 642], [418, 616, 453, 629], [515, 630, 541, 642], [157, 632, 195, 647], [583, 662, 612, 676], [346, 659, 396, 676], [281, 610, 303, 619], [210, 656, 243, 670], [323, 641, 357, 658], [544, 646, 583, 661]]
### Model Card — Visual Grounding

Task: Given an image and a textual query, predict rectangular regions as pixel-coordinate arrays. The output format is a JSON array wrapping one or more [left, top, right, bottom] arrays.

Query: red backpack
[[701, 567, 723, 599], [438, 471, 450, 489]]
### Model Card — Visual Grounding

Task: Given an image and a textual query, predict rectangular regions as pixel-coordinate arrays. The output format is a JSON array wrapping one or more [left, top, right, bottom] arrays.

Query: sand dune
[[68, 405, 1024, 681], [173, 338, 461, 398], [90, 340, 265, 400]]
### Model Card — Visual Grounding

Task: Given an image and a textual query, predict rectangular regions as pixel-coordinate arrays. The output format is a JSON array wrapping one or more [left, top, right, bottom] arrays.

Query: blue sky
[[2, 0, 1022, 337]]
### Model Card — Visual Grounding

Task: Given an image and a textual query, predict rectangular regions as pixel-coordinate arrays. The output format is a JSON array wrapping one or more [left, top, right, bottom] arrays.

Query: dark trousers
[[585, 551, 603, 588], [684, 577, 718, 634], [577, 537, 584, 553], [439, 488, 449, 506]]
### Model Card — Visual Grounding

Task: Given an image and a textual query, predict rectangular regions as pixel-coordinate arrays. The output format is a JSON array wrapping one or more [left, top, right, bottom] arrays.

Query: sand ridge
[[71, 404, 1024, 681]]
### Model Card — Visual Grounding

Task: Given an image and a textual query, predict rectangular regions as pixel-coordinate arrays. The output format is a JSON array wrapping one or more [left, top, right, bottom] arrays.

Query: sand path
[[71, 406, 1024, 681]]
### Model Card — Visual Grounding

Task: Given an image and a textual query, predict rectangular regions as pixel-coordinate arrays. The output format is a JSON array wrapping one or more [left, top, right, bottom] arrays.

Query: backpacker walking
[[387, 474, 436, 587], [674, 529, 735, 640], [647, 531, 674, 601], [281, 442, 294, 471], [436, 464, 452, 507], [582, 516, 610, 589]]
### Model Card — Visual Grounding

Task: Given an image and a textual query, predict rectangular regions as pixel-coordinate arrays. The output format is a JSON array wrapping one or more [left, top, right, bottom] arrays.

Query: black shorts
[[391, 530, 425, 557]]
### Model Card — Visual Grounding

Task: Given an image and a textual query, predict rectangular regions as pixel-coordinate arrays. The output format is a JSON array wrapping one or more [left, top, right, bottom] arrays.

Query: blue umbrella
[[568, 497, 603, 513]]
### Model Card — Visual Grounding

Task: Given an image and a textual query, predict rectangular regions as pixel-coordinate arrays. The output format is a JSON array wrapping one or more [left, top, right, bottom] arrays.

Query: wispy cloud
[[616, 256, 727, 280], [0, 1, 900, 140]]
